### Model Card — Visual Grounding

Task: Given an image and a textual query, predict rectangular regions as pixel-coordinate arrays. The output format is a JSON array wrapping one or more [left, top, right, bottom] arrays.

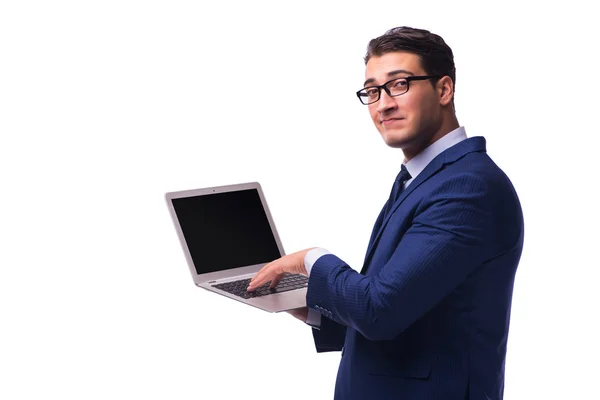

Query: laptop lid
[[165, 182, 285, 285]]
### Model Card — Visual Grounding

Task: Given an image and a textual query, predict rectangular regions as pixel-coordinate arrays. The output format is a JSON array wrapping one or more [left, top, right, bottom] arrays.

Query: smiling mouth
[[381, 118, 404, 125]]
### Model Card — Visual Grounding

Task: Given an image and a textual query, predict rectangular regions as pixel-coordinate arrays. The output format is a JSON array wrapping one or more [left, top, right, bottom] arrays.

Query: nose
[[376, 90, 396, 114]]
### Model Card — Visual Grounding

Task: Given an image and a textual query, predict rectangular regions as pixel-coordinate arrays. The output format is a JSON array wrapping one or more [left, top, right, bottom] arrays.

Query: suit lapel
[[361, 137, 487, 274], [360, 156, 445, 273]]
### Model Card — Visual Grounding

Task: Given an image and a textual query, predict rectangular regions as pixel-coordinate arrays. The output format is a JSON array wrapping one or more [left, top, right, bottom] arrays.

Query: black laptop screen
[[171, 189, 282, 275]]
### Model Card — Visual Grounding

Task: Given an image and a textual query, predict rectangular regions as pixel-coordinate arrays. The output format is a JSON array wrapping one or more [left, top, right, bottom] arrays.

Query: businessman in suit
[[248, 26, 524, 400]]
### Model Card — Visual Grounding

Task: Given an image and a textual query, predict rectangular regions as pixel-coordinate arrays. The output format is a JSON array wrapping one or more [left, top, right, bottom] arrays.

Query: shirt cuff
[[304, 247, 330, 276], [305, 308, 322, 329]]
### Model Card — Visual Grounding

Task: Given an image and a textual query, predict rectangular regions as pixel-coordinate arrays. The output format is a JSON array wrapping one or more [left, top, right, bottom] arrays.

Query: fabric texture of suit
[[307, 136, 524, 400]]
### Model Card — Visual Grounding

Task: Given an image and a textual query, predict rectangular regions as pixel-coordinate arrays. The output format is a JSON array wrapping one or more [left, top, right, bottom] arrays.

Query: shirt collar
[[404, 126, 468, 187]]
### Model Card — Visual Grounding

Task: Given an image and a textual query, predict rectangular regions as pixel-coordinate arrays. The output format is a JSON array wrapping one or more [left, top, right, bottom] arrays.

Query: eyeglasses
[[356, 75, 440, 105]]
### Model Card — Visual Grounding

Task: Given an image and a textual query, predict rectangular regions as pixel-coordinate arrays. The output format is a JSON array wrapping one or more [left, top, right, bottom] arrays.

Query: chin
[[384, 139, 404, 149], [381, 129, 413, 148]]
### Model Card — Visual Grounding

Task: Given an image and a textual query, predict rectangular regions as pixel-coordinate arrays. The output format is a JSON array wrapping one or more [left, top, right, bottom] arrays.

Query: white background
[[1, 1, 598, 399]]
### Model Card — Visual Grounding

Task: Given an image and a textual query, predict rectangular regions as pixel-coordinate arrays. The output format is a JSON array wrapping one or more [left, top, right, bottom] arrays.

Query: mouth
[[381, 117, 405, 126]]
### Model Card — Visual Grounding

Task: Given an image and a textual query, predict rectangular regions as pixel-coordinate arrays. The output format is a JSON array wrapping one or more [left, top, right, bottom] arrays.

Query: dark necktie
[[383, 164, 411, 219]]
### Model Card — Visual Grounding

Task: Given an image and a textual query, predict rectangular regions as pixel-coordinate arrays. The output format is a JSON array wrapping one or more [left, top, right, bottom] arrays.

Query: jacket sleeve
[[312, 315, 347, 353], [306, 174, 499, 341]]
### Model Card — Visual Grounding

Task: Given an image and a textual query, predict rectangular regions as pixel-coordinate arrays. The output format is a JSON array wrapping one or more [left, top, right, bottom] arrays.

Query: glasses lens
[[387, 78, 408, 96], [359, 87, 380, 104]]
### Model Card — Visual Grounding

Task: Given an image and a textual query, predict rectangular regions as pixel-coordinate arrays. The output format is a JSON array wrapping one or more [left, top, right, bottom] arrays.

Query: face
[[364, 52, 449, 159]]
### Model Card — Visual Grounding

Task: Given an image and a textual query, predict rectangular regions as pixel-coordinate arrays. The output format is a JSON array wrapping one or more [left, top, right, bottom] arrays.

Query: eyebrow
[[363, 69, 415, 87]]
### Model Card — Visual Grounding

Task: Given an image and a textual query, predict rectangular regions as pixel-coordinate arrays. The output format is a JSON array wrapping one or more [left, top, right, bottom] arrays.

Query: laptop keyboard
[[212, 273, 309, 299]]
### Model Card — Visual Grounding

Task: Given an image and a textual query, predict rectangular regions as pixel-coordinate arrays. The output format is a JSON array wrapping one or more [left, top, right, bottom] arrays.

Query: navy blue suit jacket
[[306, 137, 524, 400]]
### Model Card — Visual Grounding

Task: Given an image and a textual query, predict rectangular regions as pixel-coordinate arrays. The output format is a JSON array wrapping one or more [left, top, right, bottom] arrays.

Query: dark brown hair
[[365, 26, 456, 93]]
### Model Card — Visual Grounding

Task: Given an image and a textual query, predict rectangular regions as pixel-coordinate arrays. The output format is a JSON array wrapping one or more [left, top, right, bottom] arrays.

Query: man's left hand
[[247, 248, 313, 292]]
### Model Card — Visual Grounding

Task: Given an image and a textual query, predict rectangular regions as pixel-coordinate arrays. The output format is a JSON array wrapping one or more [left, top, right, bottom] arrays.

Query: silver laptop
[[165, 182, 308, 312]]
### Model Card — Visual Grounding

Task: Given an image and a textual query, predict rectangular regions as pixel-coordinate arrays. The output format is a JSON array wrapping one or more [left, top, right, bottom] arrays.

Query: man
[[248, 26, 524, 400]]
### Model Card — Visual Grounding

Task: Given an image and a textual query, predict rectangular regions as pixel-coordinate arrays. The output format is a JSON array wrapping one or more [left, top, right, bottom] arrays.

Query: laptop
[[165, 182, 308, 312]]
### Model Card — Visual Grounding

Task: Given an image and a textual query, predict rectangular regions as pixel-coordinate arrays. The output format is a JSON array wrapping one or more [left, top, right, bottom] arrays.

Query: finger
[[249, 263, 271, 288], [247, 275, 264, 291], [268, 263, 286, 288], [250, 265, 284, 291], [269, 274, 283, 289], [248, 267, 274, 291], [286, 310, 304, 321], [286, 307, 308, 322]]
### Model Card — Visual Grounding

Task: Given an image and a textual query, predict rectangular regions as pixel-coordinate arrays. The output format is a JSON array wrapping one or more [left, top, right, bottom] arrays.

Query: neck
[[403, 116, 460, 162]]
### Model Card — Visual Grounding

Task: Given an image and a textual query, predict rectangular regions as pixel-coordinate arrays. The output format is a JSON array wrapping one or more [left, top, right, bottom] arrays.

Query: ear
[[437, 76, 454, 106]]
